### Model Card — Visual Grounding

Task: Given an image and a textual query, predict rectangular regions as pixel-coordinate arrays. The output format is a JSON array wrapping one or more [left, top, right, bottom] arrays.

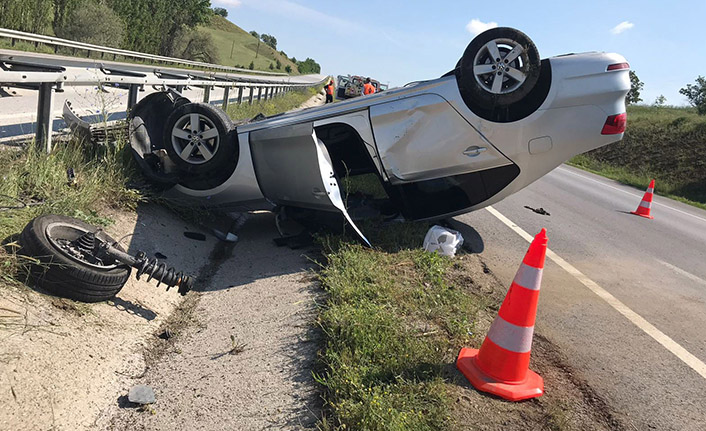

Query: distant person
[[324, 79, 334, 103], [363, 77, 375, 95]]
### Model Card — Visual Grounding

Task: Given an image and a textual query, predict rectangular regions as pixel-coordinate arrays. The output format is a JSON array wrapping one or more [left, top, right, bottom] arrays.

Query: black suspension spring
[[134, 252, 193, 295]]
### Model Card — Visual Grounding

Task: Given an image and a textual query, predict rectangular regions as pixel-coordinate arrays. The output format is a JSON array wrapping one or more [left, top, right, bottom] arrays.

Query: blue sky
[[213, 0, 704, 106]]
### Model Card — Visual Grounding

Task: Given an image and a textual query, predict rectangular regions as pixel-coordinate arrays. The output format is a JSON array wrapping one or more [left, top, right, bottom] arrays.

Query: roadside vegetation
[[569, 105, 706, 209], [0, 138, 140, 287], [226, 87, 322, 122], [315, 223, 486, 430]]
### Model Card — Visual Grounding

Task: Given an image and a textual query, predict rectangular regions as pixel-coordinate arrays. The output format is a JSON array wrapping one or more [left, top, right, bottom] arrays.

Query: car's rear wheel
[[457, 27, 540, 107], [163, 103, 237, 174]]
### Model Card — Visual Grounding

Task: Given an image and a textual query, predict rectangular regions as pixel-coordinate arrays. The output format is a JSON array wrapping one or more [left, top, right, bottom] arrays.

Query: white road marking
[[657, 259, 706, 287], [486, 205, 706, 380], [556, 166, 706, 223]]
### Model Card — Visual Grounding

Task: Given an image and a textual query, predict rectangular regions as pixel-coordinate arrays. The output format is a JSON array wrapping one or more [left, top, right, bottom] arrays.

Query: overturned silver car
[[129, 27, 630, 242]]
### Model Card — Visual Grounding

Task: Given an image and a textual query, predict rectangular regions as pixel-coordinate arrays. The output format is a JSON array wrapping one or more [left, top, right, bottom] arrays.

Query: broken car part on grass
[[127, 27, 629, 244], [19, 214, 194, 303]]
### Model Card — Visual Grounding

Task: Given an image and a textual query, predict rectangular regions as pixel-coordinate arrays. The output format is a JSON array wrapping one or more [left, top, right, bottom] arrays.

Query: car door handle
[[463, 146, 487, 157], [312, 188, 328, 198]]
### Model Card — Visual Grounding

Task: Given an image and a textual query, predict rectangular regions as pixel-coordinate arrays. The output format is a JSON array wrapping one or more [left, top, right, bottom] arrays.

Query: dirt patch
[[0, 204, 217, 431], [107, 213, 322, 430], [446, 253, 625, 431]]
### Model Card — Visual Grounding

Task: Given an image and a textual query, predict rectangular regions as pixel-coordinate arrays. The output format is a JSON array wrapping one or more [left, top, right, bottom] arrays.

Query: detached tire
[[163, 102, 237, 174], [457, 27, 540, 107], [19, 215, 131, 303]]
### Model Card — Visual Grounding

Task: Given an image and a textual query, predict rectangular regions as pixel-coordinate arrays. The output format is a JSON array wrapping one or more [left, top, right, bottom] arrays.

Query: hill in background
[[203, 15, 299, 74]]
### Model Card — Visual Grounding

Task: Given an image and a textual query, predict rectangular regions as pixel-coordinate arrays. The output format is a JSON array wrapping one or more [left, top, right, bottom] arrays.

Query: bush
[[212, 7, 227, 17], [56, 2, 125, 47], [248, 61, 254, 70], [285, 65, 292, 73]]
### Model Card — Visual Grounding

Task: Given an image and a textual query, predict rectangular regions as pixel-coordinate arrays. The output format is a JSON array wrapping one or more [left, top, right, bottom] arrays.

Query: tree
[[213, 7, 227, 17], [248, 61, 255, 70], [276, 59, 282, 70], [56, 2, 125, 48], [285, 65, 292, 73], [297, 58, 321, 74], [269, 62, 274, 70], [259, 33, 277, 50], [249, 30, 259, 38], [653, 95, 667, 107], [626, 70, 643, 105], [178, 29, 219, 63], [679, 76, 706, 115]]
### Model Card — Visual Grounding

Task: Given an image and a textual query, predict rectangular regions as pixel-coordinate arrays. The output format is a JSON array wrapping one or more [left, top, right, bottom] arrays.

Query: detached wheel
[[457, 27, 540, 107], [163, 103, 237, 174], [19, 215, 131, 303]]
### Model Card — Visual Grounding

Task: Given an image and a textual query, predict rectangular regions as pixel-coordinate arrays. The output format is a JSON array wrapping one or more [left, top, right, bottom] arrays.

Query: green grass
[[315, 223, 485, 431], [571, 105, 706, 209], [0, 138, 140, 286], [200, 15, 298, 73], [567, 154, 706, 210], [226, 86, 321, 122]]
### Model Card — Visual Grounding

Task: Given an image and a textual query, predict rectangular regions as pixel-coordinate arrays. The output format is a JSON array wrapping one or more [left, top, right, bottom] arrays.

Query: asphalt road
[[454, 165, 706, 430]]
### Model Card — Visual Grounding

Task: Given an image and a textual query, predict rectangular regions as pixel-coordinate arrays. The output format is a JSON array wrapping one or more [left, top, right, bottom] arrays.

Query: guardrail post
[[222, 86, 231, 110], [36, 83, 55, 153], [257, 87, 263, 103], [237, 87, 244, 104], [127, 84, 139, 111], [203, 86, 211, 103], [264, 87, 270, 101], [248, 86, 254, 105]]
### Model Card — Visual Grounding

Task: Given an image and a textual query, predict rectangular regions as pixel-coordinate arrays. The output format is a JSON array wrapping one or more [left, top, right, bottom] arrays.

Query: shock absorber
[[98, 243, 194, 295]]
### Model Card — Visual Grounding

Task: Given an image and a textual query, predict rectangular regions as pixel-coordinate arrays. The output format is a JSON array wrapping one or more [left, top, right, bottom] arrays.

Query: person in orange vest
[[324, 79, 334, 103], [363, 77, 375, 95]]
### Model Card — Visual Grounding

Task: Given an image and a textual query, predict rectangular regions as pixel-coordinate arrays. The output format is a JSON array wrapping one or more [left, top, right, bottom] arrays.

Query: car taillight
[[601, 113, 627, 135], [607, 62, 630, 71]]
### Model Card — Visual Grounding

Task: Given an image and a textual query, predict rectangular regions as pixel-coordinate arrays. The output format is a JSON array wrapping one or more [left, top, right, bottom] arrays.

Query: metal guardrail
[[0, 47, 327, 152], [0, 27, 287, 76]]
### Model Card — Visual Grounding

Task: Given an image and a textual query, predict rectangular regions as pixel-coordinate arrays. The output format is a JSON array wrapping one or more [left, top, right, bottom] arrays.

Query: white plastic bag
[[423, 225, 464, 257]]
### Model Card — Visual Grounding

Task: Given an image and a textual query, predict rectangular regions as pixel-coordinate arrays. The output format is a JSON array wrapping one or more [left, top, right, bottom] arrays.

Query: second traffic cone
[[631, 179, 655, 219], [456, 228, 547, 401]]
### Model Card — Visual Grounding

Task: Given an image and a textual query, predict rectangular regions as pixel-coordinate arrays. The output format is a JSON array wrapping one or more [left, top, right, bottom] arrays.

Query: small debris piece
[[524, 205, 551, 216], [183, 231, 207, 241], [158, 329, 173, 340], [128, 385, 155, 405], [154, 252, 167, 259]]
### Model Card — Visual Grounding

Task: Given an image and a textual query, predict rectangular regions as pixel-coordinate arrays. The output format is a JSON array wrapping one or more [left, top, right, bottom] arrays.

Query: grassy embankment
[[201, 15, 298, 73], [0, 15, 298, 74], [569, 105, 706, 209], [314, 223, 486, 431]]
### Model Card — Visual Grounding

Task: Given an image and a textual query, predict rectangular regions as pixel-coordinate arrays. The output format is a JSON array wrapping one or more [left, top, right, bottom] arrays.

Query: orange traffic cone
[[457, 228, 547, 401], [631, 179, 655, 219]]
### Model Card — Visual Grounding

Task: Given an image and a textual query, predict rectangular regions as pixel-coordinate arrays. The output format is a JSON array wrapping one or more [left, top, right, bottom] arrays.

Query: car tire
[[457, 27, 540, 107], [163, 103, 237, 174], [19, 215, 131, 303]]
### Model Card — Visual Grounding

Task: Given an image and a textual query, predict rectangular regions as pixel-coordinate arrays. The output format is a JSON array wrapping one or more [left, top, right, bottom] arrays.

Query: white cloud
[[213, 0, 242, 7], [610, 21, 634, 35], [466, 19, 498, 36]]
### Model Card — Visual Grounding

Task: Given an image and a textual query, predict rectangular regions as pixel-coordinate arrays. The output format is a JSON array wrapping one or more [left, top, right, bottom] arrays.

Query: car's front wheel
[[163, 103, 237, 174], [457, 27, 541, 108]]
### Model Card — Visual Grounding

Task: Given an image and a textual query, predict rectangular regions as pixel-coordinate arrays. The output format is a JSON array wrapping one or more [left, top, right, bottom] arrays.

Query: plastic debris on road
[[423, 225, 464, 257]]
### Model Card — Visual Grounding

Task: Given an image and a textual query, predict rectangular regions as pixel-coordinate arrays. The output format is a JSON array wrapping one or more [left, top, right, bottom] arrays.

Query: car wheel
[[163, 103, 237, 173], [19, 215, 132, 303], [457, 27, 540, 107]]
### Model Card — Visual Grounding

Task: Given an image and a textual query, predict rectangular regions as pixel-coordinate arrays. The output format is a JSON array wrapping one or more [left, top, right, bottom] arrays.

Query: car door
[[249, 122, 370, 245], [369, 93, 513, 184]]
